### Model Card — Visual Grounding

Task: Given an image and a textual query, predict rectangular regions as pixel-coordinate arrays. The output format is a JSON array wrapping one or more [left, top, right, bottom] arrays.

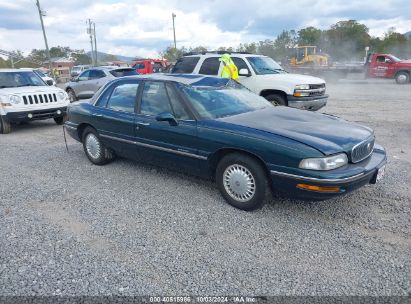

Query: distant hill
[[405, 31, 411, 39], [86, 51, 141, 63]]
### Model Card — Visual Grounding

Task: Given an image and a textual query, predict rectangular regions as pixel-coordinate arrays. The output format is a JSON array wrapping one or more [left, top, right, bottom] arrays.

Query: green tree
[[298, 26, 323, 46], [236, 42, 257, 53], [273, 30, 297, 62], [159, 46, 187, 62]]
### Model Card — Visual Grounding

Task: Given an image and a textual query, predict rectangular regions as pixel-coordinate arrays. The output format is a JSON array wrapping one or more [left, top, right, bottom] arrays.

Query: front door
[[134, 81, 201, 172]]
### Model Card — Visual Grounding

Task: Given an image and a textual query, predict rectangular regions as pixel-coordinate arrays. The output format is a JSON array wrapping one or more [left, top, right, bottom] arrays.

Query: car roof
[[183, 53, 265, 58], [123, 73, 227, 86]]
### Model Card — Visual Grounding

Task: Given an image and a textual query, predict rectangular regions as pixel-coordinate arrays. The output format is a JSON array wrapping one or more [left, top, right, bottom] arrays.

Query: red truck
[[365, 53, 411, 84], [288, 53, 411, 84], [131, 59, 169, 74]]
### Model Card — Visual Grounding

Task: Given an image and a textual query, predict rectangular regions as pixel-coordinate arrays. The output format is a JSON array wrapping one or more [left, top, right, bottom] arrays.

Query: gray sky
[[1, 0, 410, 58]]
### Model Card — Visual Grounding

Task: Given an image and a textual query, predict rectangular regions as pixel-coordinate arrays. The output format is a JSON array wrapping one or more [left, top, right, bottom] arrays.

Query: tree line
[[1, 19, 410, 68], [161, 20, 411, 64]]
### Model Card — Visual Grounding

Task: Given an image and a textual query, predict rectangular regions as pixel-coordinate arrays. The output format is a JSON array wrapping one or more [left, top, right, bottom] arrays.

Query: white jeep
[[0, 69, 69, 134], [172, 52, 328, 111]]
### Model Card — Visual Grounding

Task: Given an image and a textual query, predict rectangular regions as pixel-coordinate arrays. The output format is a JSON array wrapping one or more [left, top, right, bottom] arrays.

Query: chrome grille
[[309, 83, 326, 96], [351, 137, 375, 163], [22, 93, 57, 105]]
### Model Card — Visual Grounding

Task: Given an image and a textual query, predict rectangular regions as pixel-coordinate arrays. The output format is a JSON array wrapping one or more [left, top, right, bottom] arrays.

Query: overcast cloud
[[0, 0, 410, 58]]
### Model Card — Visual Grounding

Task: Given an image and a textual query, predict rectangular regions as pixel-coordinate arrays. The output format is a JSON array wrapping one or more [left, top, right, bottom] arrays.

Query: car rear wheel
[[265, 94, 287, 106], [395, 72, 410, 84], [0, 116, 11, 134], [82, 127, 114, 165], [216, 153, 267, 211], [67, 88, 77, 102]]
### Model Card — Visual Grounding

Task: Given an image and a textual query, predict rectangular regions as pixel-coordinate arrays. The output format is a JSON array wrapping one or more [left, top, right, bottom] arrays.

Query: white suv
[[172, 52, 328, 111], [0, 69, 69, 134]]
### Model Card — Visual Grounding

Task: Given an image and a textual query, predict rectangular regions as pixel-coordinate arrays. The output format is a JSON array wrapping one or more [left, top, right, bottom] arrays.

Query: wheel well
[[395, 70, 410, 77], [77, 123, 95, 141], [260, 90, 288, 104], [208, 148, 271, 180]]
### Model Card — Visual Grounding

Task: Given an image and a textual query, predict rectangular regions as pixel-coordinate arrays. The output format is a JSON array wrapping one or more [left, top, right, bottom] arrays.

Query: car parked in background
[[172, 52, 328, 111], [0, 69, 69, 134], [132, 59, 170, 74], [64, 74, 386, 210], [70, 65, 91, 77], [65, 66, 138, 102], [19, 68, 56, 86]]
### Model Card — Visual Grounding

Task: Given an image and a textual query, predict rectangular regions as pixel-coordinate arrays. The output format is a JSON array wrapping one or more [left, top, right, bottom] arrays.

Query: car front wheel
[[216, 153, 268, 211], [67, 89, 77, 102], [395, 72, 410, 84], [0, 116, 11, 134], [265, 94, 287, 106], [82, 127, 114, 165]]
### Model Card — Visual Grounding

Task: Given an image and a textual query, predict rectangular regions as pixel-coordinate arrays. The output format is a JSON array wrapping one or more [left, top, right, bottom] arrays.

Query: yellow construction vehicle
[[289, 46, 329, 66]]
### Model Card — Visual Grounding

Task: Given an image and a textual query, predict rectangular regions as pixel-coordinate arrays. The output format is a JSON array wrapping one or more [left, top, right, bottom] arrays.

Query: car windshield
[[34, 69, 46, 77], [182, 85, 272, 119], [247, 57, 286, 75], [109, 69, 138, 77], [0, 71, 46, 88], [390, 55, 401, 62]]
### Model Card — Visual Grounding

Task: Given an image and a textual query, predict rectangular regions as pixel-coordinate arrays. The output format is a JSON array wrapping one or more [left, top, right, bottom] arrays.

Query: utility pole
[[172, 13, 177, 49], [93, 22, 98, 65], [87, 19, 95, 66], [35, 0, 52, 72]]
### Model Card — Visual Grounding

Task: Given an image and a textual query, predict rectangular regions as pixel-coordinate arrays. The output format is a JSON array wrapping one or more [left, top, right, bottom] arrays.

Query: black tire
[[265, 94, 287, 106], [0, 116, 11, 134], [67, 88, 77, 102], [54, 115, 67, 125], [395, 72, 410, 84], [216, 153, 268, 211], [81, 127, 114, 165]]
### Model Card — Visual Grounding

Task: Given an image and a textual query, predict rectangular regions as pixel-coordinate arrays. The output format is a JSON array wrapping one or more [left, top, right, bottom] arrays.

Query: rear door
[[134, 80, 201, 171], [91, 79, 141, 158]]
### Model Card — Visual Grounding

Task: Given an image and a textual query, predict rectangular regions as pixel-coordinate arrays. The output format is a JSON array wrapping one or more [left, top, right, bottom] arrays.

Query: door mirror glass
[[385, 58, 392, 64], [239, 68, 250, 76], [156, 112, 178, 126], [46, 79, 54, 86]]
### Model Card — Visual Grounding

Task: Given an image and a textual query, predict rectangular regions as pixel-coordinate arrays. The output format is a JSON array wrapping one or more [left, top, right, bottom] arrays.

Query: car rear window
[[172, 57, 200, 73], [199, 57, 220, 75], [110, 69, 138, 77]]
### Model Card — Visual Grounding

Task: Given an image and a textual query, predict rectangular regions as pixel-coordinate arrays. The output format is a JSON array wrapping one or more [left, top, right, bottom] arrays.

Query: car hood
[[0, 86, 63, 94], [217, 106, 373, 155], [257, 73, 325, 85]]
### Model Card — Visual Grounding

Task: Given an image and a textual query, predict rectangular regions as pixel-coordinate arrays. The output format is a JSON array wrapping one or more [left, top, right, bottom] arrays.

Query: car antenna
[[63, 126, 69, 153]]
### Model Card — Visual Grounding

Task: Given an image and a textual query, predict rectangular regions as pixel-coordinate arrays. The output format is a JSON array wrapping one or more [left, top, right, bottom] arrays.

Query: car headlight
[[58, 91, 66, 100], [295, 84, 310, 90], [299, 153, 348, 170], [9, 95, 22, 104]]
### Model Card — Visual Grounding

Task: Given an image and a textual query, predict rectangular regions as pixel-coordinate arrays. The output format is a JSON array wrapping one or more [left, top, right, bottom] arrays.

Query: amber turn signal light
[[296, 183, 341, 193]]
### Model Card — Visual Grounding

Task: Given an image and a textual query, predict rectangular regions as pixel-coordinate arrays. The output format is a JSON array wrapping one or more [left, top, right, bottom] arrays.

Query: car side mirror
[[239, 68, 251, 77], [156, 112, 178, 126], [385, 59, 392, 64], [46, 79, 54, 86]]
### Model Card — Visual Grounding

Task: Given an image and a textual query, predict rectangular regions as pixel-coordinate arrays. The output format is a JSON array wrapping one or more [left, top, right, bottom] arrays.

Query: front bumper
[[3, 107, 67, 123], [287, 94, 328, 111], [269, 145, 387, 200]]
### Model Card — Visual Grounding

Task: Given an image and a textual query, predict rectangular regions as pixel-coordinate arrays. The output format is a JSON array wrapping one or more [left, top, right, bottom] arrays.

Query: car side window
[[106, 82, 139, 112], [166, 84, 190, 120], [198, 57, 221, 75], [89, 70, 106, 79], [232, 57, 250, 72], [172, 57, 200, 73], [78, 70, 90, 81], [376, 56, 386, 63], [140, 82, 173, 116]]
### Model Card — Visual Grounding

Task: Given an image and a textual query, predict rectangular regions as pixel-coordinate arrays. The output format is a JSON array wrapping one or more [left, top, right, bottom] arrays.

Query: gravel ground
[[0, 81, 410, 296]]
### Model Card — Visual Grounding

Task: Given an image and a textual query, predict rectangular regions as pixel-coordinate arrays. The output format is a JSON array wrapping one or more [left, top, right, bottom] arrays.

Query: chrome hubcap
[[397, 74, 407, 83], [85, 133, 101, 159], [223, 164, 256, 202]]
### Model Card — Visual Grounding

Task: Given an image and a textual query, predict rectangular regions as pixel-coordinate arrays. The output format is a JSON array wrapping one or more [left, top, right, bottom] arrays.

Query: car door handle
[[136, 121, 150, 126]]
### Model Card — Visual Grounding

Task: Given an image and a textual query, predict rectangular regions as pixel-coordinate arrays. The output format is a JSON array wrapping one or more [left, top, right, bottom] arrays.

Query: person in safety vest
[[219, 53, 239, 80]]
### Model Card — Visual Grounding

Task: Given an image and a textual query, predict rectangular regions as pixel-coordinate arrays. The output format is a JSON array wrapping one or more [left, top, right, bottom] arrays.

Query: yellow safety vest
[[220, 63, 239, 80]]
